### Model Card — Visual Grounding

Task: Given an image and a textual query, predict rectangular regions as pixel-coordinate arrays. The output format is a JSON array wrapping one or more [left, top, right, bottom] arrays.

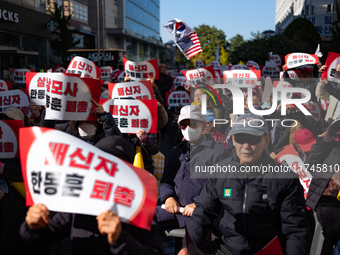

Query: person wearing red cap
[[294, 128, 317, 155]]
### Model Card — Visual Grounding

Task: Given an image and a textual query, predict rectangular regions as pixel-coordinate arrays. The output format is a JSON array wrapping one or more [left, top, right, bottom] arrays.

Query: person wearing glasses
[[156, 105, 229, 232], [179, 113, 309, 255]]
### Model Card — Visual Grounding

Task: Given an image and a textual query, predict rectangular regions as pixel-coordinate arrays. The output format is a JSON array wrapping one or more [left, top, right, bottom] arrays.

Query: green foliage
[[283, 17, 321, 53], [330, 2, 340, 54], [49, 1, 80, 65]]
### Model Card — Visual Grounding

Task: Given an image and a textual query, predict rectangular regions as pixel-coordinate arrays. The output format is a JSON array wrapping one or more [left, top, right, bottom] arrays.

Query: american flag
[[163, 18, 203, 60]]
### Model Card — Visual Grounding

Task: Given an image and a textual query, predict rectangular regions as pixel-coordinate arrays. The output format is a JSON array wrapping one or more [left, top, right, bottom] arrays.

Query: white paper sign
[[13, 69, 31, 84], [66, 56, 100, 79]]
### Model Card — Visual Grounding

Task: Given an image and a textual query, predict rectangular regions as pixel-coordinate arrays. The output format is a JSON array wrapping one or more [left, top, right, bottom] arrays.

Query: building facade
[[276, 0, 335, 41]]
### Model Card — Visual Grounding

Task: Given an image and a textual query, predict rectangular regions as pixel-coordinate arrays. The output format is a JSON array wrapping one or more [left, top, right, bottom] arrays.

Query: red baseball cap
[[301, 67, 312, 74], [294, 129, 316, 152]]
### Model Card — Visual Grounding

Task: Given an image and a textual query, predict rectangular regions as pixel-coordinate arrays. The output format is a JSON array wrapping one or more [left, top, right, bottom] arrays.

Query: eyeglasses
[[180, 121, 200, 130], [233, 134, 266, 145]]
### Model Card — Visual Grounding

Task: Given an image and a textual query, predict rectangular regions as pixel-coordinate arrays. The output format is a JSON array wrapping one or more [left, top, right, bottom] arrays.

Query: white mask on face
[[78, 122, 97, 140], [181, 126, 202, 142]]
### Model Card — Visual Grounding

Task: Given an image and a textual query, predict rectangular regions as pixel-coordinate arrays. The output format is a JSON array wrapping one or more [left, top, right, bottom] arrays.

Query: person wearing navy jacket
[[179, 113, 309, 255], [156, 105, 230, 230]]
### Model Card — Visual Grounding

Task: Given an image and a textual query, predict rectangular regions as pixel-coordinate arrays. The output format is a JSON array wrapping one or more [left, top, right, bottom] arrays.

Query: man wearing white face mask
[[156, 105, 230, 232]]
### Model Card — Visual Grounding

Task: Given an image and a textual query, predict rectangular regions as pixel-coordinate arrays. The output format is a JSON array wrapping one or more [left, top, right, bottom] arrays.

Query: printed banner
[[108, 81, 154, 100], [269, 54, 282, 66], [0, 89, 30, 116], [321, 52, 340, 83], [123, 57, 159, 81], [276, 144, 312, 199], [262, 65, 280, 77], [13, 69, 33, 84], [223, 70, 261, 88], [210, 61, 221, 70], [285, 53, 319, 69], [54, 65, 66, 73], [101, 99, 157, 133], [280, 70, 300, 80], [39, 73, 102, 121], [0, 120, 23, 158], [0, 80, 11, 91], [172, 76, 190, 91], [100, 66, 113, 81], [196, 60, 205, 68], [19, 127, 157, 230], [111, 70, 126, 83], [182, 66, 217, 87], [66, 56, 101, 79], [166, 91, 190, 107], [246, 60, 260, 70]]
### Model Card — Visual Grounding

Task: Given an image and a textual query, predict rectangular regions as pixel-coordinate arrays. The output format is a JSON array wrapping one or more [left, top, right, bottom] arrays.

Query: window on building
[[70, 1, 88, 23], [115, 17, 118, 25], [327, 4, 333, 12], [306, 5, 309, 15], [311, 5, 314, 15]]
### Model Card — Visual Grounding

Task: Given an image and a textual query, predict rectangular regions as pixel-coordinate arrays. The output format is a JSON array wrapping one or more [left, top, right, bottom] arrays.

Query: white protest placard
[[285, 53, 319, 69], [223, 70, 261, 88], [0, 89, 30, 116], [280, 70, 300, 80], [210, 61, 221, 70], [170, 71, 179, 78], [13, 69, 32, 84], [100, 66, 113, 81], [246, 60, 260, 70], [277, 144, 312, 199], [0, 120, 23, 158], [321, 52, 340, 83], [26, 72, 48, 105], [42, 73, 102, 121], [273, 81, 293, 100], [306, 101, 323, 122], [172, 76, 190, 91], [54, 65, 66, 73], [108, 81, 154, 100], [66, 56, 101, 79], [20, 127, 157, 230], [0, 80, 11, 91], [262, 65, 280, 78], [230, 65, 250, 70], [182, 66, 216, 87], [166, 91, 190, 107], [101, 99, 157, 133], [269, 54, 282, 65], [196, 60, 205, 68], [123, 57, 159, 81]]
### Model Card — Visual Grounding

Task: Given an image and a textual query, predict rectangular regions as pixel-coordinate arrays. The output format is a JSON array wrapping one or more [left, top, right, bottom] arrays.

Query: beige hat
[[0, 107, 25, 120]]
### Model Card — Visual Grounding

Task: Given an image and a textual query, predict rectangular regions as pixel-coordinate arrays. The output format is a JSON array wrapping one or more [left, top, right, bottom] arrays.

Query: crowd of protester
[[1, 58, 340, 255]]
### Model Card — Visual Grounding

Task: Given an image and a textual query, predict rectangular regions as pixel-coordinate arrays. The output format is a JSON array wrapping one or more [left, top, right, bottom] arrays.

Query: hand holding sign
[[91, 99, 105, 115], [164, 196, 180, 214], [97, 210, 122, 244], [26, 203, 50, 230]]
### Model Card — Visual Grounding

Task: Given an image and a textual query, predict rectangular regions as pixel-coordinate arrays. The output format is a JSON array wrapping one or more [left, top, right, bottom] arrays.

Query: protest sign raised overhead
[[182, 66, 216, 87], [19, 127, 157, 230], [13, 69, 33, 84], [0, 80, 11, 91], [108, 81, 154, 100], [321, 52, 340, 83], [0, 89, 30, 116], [53, 65, 66, 73], [66, 56, 101, 79], [223, 70, 261, 88], [166, 91, 190, 107], [196, 60, 205, 68], [123, 57, 159, 81], [0, 120, 23, 158], [100, 66, 113, 81], [172, 76, 190, 91], [285, 53, 319, 69]]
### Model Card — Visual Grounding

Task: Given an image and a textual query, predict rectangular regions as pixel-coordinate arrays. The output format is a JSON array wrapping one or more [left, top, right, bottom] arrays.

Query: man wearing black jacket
[[179, 113, 309, 255]]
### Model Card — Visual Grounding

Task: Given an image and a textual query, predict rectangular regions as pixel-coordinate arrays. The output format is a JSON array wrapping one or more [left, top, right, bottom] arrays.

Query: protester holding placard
[[20, 135, 164, 255], [157, 105, 229, 231]]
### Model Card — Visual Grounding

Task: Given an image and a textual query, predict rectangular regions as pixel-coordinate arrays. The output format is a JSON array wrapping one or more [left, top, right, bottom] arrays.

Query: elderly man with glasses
[[179, 113, 310, 255]]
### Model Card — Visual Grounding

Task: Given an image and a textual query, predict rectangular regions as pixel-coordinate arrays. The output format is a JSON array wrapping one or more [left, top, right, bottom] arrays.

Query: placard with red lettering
[[214, 71, 222, 84], [66, 56, 101, 79], [101, 99, 157, 133], [196, 60, 205, 68], [26, 72, 49, 105], [182, 66, 217, 87], [166, 91, 190, 107], [0, 120, 23, 158], [14, 69, 33, 84], [209, 61, 221, 70], [273, 81, 293, 100], [320, 52, 340, 83], [223, 70, 261, 88], [108, 81, 154, 100], [0, 80, 11, 91], [19, 127, 157, 230], [276, 144, 312, 199], [111, 70, 126, 83], [280, 70, 300, 80], [172, 76, 190, 91], [100, 66, 113, 81], [246, 60, 260, 70], [123, 57, 159, 81], [285, 53, 319, 69], [170, 71, 179, 78], [43, 73, 101, 121], [305, 101, 323, 122], [230, 65, 250, 70], [0, 89, 30, 116], [262, 65, 280, 77], [269, 54, 282, 66], [54, 65, 66, 73]]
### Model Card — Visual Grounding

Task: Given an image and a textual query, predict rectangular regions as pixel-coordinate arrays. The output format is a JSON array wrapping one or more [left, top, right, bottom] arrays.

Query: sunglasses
[[233, 134, 266, 145], [180, 121, 200, 130]]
